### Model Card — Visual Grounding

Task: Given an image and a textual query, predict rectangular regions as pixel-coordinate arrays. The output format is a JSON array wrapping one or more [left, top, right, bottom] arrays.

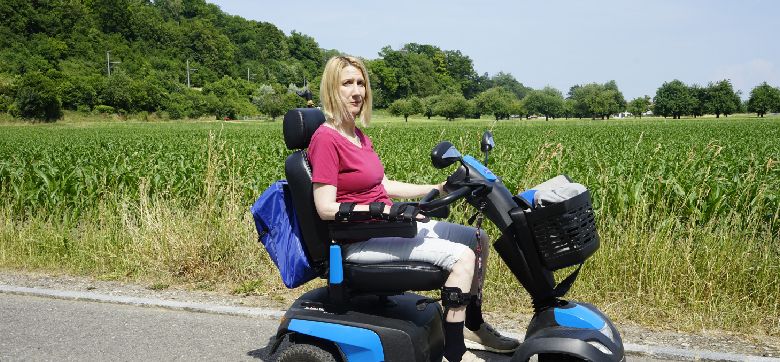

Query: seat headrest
[[283, 108, 326, 150]]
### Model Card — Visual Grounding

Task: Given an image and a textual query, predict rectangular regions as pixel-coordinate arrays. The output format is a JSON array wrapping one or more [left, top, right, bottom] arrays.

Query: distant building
[[613, 110, 654, 118]]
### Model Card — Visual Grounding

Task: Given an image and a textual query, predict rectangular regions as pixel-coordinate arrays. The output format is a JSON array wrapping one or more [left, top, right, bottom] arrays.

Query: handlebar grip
[[421, 189, 440, 203], [419, 186, 471, 211]]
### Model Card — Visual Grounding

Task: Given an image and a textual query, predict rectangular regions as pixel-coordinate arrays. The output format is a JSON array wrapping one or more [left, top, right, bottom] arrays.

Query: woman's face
[[339, 65, 366, 118]]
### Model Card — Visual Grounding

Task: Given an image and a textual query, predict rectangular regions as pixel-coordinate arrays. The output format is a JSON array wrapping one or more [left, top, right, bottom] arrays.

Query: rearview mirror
[[430, 141, 462, 169], [480, 131, 495, 153]]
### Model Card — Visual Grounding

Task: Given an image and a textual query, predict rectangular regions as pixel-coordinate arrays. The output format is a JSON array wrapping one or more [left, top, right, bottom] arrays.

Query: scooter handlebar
[[418, 185, 471, 212], [421, 188, 440, 203]]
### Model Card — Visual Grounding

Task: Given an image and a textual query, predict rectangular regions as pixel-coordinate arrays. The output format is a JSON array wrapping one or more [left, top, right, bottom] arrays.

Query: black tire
[[276, 342, 340, 362], [538, 353, 585, 362]]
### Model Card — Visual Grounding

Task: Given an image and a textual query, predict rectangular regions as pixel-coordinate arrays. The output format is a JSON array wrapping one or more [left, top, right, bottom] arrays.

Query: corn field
[[1, 116, 778, 334]]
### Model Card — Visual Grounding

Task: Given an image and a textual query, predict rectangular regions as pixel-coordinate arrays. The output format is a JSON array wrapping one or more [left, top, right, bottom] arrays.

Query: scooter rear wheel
[[276, 342, 340, 362]]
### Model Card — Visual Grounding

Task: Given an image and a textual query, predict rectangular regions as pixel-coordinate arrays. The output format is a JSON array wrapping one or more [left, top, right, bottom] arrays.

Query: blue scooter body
[[275, 287, 444, 362]]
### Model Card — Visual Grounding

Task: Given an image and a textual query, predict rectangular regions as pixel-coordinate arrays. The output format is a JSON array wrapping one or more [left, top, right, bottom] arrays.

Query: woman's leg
[[443, 248, 476, 322], [442, 249, 475, 361], [462, 231, 520, 353], [342, 222, 478, 362], [466, 231, 490, 330]]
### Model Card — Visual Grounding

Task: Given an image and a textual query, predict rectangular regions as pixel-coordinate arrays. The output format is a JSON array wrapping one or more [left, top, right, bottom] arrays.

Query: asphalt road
[[0, 293, 278, 361], [0, 293, 671, 362]]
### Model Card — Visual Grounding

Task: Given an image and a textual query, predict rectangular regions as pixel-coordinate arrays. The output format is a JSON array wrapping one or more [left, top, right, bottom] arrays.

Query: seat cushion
[[344, 261, 449, 293]]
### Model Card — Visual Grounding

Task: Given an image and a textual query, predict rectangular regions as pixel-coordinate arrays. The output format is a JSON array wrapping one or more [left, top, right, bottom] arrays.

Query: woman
[[309, 55, 519, 362]]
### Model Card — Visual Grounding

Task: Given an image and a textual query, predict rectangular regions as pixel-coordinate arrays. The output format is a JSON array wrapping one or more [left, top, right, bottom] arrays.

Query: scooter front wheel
[[276, 342, 340, 362], [537, 353, 585, 361]]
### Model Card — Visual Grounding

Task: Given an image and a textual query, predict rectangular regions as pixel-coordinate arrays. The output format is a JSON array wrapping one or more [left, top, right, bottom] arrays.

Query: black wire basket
[[524, 190, 600, 270]]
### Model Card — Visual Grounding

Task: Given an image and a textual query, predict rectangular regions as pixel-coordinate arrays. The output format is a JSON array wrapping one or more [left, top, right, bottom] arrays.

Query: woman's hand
[[383, 204, 429, 222], [436, 181, 447, 195]]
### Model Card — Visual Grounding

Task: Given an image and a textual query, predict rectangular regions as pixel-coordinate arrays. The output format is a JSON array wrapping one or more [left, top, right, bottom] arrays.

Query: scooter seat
[[343, 261, 449, 293]]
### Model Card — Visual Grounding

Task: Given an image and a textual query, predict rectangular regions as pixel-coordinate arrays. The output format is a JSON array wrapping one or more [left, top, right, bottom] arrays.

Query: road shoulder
[[1, 270, 778, 361]]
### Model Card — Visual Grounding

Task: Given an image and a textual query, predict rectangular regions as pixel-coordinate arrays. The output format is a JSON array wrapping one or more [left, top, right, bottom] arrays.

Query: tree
[[203, 76, 257, 119], [433, 93, 469, 121], [11, 72, 63, 122], [561, 98, 575, 119], [523, 90, 544, 119], [567, 84, 591, 119], [99, 72, 134, 113], [181, 19, 238, 78], [0, 75, 13, 113], [568, 83, 602, 119], [510, 99, 526, 119], [747, 82, 780, 118], [466, 98, 480, 119], [592, 89, 620, 119], [689, 84, 708, 118], [706, 80, 740, 118], [603, 80, 627, 116], [59, 76, 98, 111], [377, 45, 455, 102], [443, 50, 478, 98], [287, 30, 322, 78], [490, 72, 530, 99], [365, 58, 398, 109], [422, 95, 440, 119], [474, 87, 515, 120], [567, 82, 626, 119], [131, 75, 168, 113], [252, 84, 301, 120], [164, 87, 213, 119], [523, 87, 565, 120], [92, 0, 132, 35], [388, 97, 423, 122], [654, 80, 696, 119], [627, 96, 652, 118]]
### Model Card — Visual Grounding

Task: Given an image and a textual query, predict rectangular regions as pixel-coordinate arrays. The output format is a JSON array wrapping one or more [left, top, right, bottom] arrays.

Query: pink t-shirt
[[308, 125, 392, 205]]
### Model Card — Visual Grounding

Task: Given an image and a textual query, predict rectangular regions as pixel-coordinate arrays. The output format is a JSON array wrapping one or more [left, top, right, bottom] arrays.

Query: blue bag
[[251, 180, 318, 288]]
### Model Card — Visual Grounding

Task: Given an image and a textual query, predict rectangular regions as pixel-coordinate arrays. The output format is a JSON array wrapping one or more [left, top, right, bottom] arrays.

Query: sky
[[206, 0, 779, 100]]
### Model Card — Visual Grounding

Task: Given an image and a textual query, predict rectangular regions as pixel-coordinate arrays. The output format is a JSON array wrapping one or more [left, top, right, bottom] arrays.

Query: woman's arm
[[382, 177, 445, 199], [313, 183, 384, 220]]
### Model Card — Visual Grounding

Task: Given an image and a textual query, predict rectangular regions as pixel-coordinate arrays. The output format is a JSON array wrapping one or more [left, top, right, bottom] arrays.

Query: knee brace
[[441, 286, 474, 308]]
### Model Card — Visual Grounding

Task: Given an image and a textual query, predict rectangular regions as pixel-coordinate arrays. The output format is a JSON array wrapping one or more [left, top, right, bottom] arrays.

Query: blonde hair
[[319, 55, 373, 127]]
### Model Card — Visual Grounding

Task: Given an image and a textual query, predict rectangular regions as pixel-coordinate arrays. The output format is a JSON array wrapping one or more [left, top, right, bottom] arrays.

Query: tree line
[[388, 79, 780, 122], [1, 0, 779, 122]]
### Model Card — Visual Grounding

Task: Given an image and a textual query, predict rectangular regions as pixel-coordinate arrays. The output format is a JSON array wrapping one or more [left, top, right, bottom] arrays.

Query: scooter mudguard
[[276, 287, 445, 362], [512, 301, 625, 362]]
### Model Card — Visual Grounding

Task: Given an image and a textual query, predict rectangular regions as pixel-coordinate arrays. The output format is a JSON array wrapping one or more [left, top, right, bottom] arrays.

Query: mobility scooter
[[265, 108, 625, 361]]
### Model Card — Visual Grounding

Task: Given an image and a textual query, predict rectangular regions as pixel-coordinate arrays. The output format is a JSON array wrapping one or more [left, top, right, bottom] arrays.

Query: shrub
[[76, 104, 92, 114], [93, 105, 115, 114], [59, 77, 97, 111], [0, 94, 12, 113], [11, 72, 62, 122]]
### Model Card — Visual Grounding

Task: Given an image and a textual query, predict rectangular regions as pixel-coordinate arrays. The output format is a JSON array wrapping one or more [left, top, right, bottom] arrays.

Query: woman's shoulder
[[355, 127, 374, 148], [311, 124, 338, 143]]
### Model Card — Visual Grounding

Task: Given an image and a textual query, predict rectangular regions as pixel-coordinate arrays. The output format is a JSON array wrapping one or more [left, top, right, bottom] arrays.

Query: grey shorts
[[342, 220, 479, 272]]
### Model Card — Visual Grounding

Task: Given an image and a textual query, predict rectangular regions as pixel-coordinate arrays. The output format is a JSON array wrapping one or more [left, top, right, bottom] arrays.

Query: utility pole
[[247, 68, 256, 82], [106, 51, 120, 76], [186, 59, 198, 88]]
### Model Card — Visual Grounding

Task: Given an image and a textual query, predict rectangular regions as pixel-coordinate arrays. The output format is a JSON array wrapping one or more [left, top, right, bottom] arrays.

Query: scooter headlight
[[587, 340, 614, 355]]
